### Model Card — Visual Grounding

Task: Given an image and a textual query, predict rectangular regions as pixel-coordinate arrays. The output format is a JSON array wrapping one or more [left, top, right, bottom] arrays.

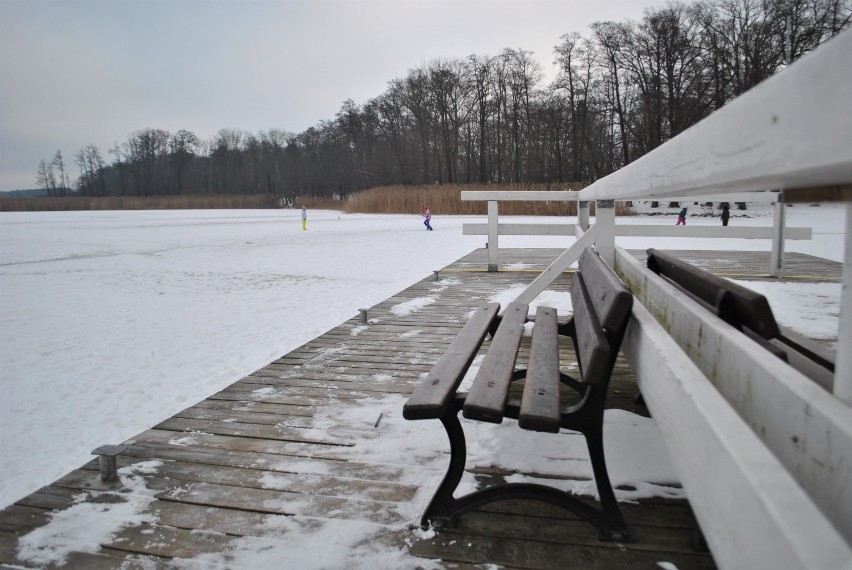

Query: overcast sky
[[0, 0, 651, 192]]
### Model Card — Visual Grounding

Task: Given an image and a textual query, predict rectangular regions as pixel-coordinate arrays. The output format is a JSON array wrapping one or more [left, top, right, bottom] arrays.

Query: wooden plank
[[152, 417, 352, 446], [480, 499, 700, 529], [176, 404, 314, 423], [106, 524, 233, 560], [615, 246, 852, 547], [155, 481, 408, 525], [63, 458, 419, 504], [129, 428, 354, 460], [519, 306, 560, 432], [403, 303, 500, 420], [409, 526, 716, 570], [0, 505, 51, 534], [120, 443, 412, 483], [619, 288, 852, 569], [452, 509, 703, 555], [0, 532, 168, 570], [463, 302, 528, 423]]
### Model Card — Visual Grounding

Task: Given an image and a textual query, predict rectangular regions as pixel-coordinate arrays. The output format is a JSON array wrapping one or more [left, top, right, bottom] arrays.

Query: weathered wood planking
[[4, 248, 831, 568]]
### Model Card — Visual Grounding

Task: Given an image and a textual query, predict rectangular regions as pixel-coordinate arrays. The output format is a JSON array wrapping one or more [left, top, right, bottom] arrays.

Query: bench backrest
[[646, 248, 781, 339], [578, 248, 633, 344], [573, 248, 634, 385]]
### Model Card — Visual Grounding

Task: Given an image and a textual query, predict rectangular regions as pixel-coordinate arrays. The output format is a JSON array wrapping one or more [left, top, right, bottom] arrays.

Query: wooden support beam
[[487, 201, 498, 272], [513, 228, 596, 305], [771, 195, 787, 277], [630, 191, 781, 203], [461, 190, 578, 201], [596, 200, 615, 266], [578, 200, 589, 231]]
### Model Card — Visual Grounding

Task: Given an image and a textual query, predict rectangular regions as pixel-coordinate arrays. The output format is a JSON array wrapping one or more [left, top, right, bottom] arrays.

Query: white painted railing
[[472, 30, 852, 570], [461, 190, 811, 277]]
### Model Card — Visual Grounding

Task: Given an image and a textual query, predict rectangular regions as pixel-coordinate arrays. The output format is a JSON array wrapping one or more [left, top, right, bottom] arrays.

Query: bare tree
[[35, 159, 57, 197]]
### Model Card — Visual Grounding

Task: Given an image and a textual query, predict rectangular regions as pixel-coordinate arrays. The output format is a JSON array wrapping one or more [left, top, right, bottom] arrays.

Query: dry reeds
[[1, 186, 635, 215], [0, 194, 279, 212], [293, 196, 345, 210], [343, 184, 591, 216]]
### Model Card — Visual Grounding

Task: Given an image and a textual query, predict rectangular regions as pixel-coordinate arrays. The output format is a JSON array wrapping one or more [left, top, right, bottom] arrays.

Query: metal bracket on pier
[[91, 444, 127, 483]]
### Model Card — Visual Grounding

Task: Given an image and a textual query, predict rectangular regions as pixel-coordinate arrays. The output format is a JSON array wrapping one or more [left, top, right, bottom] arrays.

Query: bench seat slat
[[403, 303, 500, 420], [463, 302, 529, 423], [519, 306, 560, 433], [572, 274, 610, 385]]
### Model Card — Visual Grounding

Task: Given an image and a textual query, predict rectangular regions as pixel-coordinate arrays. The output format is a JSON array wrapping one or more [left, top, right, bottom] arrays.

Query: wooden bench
[[646, 248, 836, 391], [403, 247, 634, 542]]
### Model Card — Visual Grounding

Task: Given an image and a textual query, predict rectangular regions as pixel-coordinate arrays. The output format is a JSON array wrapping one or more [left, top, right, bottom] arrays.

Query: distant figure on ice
[[676, 207, 687, 225], [422, 206, 433, 231], [721, 204, 730, 226], [301, 207, 307, 231]]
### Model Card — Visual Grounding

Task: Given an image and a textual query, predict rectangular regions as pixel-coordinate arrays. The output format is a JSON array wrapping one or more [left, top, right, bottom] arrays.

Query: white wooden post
[[487, 200, 499, 272], [595, 200, 615, 266], [835, 202, 852, 405], [771, 192, 786, 278], [578, 200, 589, 231]]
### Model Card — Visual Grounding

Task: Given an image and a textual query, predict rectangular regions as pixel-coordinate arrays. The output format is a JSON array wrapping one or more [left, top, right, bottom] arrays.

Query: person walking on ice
[[422, 206, 433, 231], [301, 206, 307, 231], [676, 206, 687, 225], [721, 203, 730, 226]]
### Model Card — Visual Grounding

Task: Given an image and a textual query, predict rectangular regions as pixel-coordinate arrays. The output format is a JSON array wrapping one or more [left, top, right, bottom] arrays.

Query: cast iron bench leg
[[421, 395, 467, 529], [423, 400, 632, 541], [585, 423, 633, 541]]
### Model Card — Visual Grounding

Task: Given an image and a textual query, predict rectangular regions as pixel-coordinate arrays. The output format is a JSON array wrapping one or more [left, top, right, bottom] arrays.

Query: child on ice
[[301, 207, 307, 231], [676, 207, 687, 225], [422, 207, 433, 231]]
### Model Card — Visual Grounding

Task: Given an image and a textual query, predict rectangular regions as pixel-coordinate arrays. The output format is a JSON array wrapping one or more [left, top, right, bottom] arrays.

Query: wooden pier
[[0, 249, 842, 569]]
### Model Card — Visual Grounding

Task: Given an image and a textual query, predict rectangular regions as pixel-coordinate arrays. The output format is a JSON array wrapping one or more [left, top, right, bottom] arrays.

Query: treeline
[[0, 194, 279, 212], [37, 0, 850, 200]]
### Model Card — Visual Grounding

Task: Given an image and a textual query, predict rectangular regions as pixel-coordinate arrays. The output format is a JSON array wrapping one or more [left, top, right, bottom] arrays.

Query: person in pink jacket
[[422, 207, 433, 231]]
